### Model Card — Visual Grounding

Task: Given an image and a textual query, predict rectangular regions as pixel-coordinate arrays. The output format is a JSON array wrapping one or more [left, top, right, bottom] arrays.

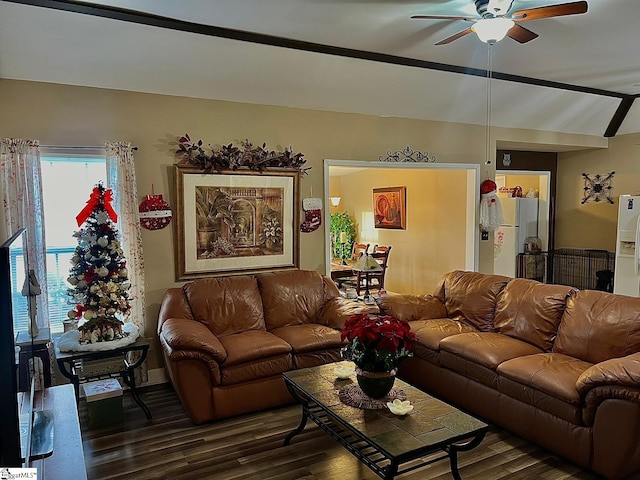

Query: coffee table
[[283, 362, 488, 480]]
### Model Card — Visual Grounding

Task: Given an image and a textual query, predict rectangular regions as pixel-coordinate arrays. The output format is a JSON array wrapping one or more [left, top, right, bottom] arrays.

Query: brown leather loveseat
[[378, 270, 640, 480], [157, 269, 372, 424]]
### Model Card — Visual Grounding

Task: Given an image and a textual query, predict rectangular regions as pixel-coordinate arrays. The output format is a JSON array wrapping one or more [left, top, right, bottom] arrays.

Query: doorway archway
[[324, 159, 480, 294]]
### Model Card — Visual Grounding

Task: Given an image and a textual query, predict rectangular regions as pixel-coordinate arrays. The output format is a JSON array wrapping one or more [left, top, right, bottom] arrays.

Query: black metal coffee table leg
[[284, 407, 309, 445], [284, 382, 310, 445], [447, 431, 487, 480]]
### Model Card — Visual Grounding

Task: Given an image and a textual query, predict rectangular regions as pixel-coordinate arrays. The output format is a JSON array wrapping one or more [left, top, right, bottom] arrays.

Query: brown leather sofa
[[157, 269, 375, 424], [378, 270, 640, 480]]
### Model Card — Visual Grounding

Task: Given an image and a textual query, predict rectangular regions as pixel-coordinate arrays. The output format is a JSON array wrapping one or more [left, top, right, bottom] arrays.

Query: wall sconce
[[330, 197, 341, 207]]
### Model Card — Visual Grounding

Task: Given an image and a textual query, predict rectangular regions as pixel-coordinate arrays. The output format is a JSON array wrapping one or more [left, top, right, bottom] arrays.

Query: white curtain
[[106, 142, 147, 382], [0, 138, 50, 328]]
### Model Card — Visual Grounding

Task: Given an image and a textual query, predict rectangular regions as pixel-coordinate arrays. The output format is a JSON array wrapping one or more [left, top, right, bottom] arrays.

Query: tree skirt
[[339, 384, 407, 410], [56, 322, 139, 352]]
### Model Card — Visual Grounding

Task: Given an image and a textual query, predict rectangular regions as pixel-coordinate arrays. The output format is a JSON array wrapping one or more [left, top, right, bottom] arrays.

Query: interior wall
[[331, 168, 469, 293], [556, 133, 640, 250], [0, 78, 611, 370], [0, 79, 490, 370], [499, 174, 540, 195]]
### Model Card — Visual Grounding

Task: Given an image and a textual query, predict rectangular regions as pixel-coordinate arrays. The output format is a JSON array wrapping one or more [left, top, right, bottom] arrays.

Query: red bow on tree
[[76, 187, 118, 226]]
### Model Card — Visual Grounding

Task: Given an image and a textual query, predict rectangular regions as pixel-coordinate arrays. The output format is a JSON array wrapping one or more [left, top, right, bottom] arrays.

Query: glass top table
[[283, 361, 488, 480]]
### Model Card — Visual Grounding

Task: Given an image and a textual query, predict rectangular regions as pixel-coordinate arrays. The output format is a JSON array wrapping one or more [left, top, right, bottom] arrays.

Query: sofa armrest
[[159, 317, 227, 364], [577, 353, 640, 425], [375, 292, 447, 322], [577, 352, 640, 395], [317, 297, 379, 330]]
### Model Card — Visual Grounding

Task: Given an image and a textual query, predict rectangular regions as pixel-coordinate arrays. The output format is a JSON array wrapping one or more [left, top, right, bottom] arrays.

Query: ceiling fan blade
[[512, 1, 588, 22], [411, 15, 477, 22], [435, 27, 474, 45], [507, 24, 539, 43]]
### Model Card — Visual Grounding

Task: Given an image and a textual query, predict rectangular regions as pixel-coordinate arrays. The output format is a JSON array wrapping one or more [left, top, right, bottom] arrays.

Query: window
[[40, 154, 107, 334]]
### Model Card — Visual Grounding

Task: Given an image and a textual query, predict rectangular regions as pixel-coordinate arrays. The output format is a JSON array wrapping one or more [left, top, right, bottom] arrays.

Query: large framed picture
[[174, 165, 300, 280], [373, 186, 406, 229]]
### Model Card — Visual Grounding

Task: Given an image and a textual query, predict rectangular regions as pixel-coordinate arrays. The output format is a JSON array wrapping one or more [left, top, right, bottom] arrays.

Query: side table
[[55, 336, 152, 419]]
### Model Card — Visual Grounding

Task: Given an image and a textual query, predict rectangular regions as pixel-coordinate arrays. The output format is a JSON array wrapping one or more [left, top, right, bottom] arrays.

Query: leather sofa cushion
[[494, 279, 575, 351], [220, 354, 293, 386], [376, 292, 447, 322], [409, 318, 477, 364], [271, 324, 343, 353], [294, 350, 342, 370], [498, 375, 584, 426], [258, 270, 339, 329], [440, 332, 543, 371], [317, 297, 379, 330], [432, 270, 510, 332], [219, 330, 291, 367], [554, 290, 640, 364], [497, 353, 592, 405], [439, 333, 542, 390], [184, 275, 266, 337], [410, 318, 477, 351]]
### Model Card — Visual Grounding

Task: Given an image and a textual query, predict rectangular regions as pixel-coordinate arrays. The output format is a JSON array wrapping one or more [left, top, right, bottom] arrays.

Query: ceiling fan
[[411, 0, 588, 45]]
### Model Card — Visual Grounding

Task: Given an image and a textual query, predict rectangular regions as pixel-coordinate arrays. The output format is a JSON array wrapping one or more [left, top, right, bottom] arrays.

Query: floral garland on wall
[[176, 134, 309, 174]]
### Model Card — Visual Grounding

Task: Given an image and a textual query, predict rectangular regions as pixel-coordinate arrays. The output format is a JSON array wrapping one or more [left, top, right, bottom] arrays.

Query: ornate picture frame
[[174, 165, 300, 280], [373, 186, 406, 230]]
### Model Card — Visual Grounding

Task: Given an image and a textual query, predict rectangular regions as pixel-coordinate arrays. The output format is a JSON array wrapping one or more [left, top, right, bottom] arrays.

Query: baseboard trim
[[145, 367, 168, 386]]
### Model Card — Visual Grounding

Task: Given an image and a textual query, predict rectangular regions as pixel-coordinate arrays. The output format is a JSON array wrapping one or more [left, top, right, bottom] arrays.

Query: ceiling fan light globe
[[472, 17, 515, 43]]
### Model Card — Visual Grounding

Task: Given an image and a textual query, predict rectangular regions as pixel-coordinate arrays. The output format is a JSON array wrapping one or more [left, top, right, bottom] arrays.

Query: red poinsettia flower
[[340, 314, 418, 372]]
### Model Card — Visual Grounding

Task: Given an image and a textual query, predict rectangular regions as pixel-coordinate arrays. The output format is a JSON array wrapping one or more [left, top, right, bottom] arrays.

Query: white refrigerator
[[494, 197, 539, 278], [614, 195, 640, 296]]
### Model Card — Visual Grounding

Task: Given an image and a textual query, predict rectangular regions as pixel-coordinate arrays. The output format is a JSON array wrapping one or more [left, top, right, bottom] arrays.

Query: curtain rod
[[41, 145, 139, 150]]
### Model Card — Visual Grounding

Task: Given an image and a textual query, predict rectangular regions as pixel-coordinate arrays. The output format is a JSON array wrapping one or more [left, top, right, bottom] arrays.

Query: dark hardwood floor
[[79, 384, 603, 480]]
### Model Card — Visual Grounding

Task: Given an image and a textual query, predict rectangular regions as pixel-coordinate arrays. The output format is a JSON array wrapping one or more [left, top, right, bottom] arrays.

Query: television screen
[[0, 228, 28, 466], [0, 228, 53, 467]]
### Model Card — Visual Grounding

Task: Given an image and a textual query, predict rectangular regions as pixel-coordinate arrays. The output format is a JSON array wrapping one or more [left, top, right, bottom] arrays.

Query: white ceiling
[[1, 0, 639, 141]]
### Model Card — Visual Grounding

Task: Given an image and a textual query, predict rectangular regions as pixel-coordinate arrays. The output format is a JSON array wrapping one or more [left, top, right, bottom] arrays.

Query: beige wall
[[0, 79, 610, 369], [499, 174, 540, 196], [556, 133, 640, 250], [331, 168, 469, 293]]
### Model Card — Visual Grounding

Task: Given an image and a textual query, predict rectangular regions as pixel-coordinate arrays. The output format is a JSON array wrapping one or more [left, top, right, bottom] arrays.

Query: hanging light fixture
[[472, 17, 514, 44]]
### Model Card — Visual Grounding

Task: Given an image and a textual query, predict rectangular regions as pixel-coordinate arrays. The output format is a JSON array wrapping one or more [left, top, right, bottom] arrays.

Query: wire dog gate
[[550, 248, 615, 291], [517, 248, 615, 292]]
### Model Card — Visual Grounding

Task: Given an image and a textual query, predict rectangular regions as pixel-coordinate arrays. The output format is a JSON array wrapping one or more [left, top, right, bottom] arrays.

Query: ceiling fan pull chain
[[485, 42, 493, 167]]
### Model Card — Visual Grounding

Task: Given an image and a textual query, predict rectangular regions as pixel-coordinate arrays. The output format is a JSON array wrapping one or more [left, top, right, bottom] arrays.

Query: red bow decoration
[[76, 187, 118, 226]]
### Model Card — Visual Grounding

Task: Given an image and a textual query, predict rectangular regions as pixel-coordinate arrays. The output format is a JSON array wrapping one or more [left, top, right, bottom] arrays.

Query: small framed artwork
[[174, 165, 300, 280], [373, 186, 406, 229]]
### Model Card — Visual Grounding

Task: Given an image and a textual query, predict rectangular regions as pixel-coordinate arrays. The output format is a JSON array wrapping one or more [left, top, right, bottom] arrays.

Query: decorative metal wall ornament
[[379, 146, 436, 163], [581, 171, 615, 204]]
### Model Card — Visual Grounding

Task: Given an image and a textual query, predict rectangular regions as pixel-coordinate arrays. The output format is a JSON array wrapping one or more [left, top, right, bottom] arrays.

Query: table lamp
[[351, 253, 383, 304]]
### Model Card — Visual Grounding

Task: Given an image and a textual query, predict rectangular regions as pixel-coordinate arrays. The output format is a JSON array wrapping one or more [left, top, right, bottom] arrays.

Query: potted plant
[[340, 313, 418, 398], [329, 212, 356, 261]]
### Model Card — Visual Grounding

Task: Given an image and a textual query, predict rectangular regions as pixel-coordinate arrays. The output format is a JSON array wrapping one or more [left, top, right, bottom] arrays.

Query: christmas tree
[[67, 183, 131, 343]]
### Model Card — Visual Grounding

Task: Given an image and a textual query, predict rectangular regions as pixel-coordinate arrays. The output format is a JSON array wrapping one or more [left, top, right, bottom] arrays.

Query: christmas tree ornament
[[300, 197, 322, 232], [68, 183, 131, 344], [139, 193, 172, 230]]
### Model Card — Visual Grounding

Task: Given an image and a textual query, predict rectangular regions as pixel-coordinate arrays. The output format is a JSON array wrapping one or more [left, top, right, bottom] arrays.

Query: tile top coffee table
[[283, 362, 488, 480]]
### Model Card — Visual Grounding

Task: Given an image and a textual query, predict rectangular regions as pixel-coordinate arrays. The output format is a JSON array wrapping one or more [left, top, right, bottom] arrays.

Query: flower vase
[[355, 368, 397, 399]]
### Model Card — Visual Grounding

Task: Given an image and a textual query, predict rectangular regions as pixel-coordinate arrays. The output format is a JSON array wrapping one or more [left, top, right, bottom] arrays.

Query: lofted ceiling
[[1, 0, 639, 141]]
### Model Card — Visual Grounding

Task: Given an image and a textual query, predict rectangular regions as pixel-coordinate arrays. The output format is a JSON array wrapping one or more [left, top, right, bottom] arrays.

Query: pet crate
[[548, 248, 615, 291]]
